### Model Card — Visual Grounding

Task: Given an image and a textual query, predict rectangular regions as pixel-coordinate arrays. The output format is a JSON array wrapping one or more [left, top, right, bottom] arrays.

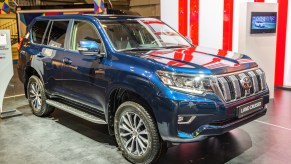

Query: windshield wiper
[[119, 47, 163, 52], [159, 45, 188, 49], [119, 45, 189, 52]]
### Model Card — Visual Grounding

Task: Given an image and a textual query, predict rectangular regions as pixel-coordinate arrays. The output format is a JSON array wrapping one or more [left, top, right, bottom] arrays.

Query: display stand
[[1, 109, 22, 119], [0, 30, 22, 119], [1, 84, 22, 119]]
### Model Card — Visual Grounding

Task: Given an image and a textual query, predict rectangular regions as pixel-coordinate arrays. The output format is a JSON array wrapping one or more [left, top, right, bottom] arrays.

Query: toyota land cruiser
[[18, 15, 269, 164]]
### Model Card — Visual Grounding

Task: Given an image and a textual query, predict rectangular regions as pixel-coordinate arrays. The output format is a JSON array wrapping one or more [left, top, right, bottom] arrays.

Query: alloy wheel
[[119, 112, 150, 156], [29, 82, 42, 111]]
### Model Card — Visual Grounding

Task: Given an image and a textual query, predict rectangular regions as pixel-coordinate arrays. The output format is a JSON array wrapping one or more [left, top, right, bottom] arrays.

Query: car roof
[[35, 14, 147, 21], [90, 14, 145, 20]]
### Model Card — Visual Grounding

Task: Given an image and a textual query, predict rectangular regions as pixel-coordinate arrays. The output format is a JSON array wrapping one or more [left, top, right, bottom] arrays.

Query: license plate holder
[[237, 98, 264, 118]]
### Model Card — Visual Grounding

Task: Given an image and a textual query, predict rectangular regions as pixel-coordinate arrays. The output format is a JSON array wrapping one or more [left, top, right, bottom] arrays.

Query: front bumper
[[173, 108, 266, 143], [155, 90, 269, 143]]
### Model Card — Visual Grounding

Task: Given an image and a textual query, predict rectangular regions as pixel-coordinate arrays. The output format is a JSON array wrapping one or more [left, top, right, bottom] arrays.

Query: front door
[[61, 20, 107, 111]]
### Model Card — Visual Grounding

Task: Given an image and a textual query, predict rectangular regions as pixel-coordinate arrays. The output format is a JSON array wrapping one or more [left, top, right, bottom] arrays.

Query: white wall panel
[[284, 0, 291, 86], [233, 0, 254, 52], [199, 0, 224, 49], [265, 0, 278, 3], [160, 0, 178, 31], [233, 1, 278, 53]]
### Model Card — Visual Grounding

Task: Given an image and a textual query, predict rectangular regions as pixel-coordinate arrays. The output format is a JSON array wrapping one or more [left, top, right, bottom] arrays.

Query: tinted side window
[[31, 20, 49, 44], [71, 21, 104, 52], [47, 21, 69, 48]]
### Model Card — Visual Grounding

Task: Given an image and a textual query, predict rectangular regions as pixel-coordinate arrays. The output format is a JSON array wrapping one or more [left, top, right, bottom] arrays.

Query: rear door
[[29, 19, 50, 79], [40, 20, 70, 95]]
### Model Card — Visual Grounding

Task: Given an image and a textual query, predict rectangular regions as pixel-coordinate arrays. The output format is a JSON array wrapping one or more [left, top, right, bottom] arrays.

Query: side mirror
[[78, 40, 103, 57], [185, 36, 193, 44]]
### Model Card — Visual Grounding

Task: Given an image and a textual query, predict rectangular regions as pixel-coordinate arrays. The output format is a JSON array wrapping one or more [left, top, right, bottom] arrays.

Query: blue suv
[[18, 15, 269, 163]]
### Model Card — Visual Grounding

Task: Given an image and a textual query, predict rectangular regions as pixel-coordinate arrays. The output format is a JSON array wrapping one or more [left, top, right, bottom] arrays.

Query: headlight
[[156, 70, 213, 94]]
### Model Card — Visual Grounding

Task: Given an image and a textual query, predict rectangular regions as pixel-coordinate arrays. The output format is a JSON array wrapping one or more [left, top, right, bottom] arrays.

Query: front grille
[[212, 68, 267, 102]]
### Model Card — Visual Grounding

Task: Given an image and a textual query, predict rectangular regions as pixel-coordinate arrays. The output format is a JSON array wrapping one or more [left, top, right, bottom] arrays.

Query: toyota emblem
[[241, 77, 252, 90]]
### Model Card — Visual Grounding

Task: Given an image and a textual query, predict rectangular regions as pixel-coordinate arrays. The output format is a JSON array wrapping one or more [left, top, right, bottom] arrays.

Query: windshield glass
[[100, 19, 191, 51]]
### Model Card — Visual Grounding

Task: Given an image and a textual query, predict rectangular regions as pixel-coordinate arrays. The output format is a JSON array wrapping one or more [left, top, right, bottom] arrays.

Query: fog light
[[177, 115, 196, 124]]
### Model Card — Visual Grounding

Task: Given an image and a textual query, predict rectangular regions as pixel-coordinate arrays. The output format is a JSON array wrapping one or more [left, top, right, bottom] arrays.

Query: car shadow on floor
[[159, 129, 252, 164], [49, 108, 252, 164], [50, 109, 118, 146]]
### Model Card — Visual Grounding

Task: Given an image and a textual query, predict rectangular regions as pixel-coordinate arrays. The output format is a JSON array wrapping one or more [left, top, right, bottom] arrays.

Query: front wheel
[[27, 75, 54, 117], [114, 101, 167, 164]]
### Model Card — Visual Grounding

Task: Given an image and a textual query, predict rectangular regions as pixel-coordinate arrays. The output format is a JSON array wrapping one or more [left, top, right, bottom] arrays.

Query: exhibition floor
[[1, 67, 291, 164]]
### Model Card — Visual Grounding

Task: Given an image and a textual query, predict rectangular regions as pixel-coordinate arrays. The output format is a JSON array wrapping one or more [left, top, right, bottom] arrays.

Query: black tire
[[27, 75, 54, 117], [114, 101, 167, 164]]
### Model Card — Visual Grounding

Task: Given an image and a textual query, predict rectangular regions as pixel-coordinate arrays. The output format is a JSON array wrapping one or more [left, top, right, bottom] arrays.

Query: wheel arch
[[106, 86, 158, 136], [24, 66, 44, 98]]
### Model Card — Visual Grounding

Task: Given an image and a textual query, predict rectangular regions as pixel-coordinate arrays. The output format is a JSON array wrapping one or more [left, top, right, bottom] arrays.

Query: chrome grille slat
[[224, 76, 236, 100], [255, 69, 266, 90], [235, 74, 246, 97], [253, 71, 262, 90], [248, 71, 259, 93], [213, 69, 267, 102], [218, 77, 231, 101], [229, 75, 241, 99]]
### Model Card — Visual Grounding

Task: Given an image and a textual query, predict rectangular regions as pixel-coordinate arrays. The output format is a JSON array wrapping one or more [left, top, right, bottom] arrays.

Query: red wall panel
[[179, 0, 188, 36], [275, 0, 288, 86], [189, 0, 199, 45], [223, 0, 234, 51]]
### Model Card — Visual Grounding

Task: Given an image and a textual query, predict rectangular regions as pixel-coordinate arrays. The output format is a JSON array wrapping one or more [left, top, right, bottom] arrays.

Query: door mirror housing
[[78, 40, 104, 57]]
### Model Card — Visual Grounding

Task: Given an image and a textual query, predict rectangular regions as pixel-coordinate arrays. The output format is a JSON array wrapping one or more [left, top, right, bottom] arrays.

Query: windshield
[[101, 19, 191, 51]]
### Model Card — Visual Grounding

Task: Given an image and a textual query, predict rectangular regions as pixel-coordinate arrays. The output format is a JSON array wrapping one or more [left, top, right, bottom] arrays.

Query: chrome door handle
[[63, 58, 72, 65]]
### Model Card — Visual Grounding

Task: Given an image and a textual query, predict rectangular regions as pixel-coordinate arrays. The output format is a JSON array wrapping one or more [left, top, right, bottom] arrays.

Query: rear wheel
[[114, 101, 167, 164], [27, 75, 54, 117]]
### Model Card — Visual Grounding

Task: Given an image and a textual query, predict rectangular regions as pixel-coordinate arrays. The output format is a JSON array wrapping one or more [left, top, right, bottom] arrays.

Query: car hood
[[126, 46, 258, 75]]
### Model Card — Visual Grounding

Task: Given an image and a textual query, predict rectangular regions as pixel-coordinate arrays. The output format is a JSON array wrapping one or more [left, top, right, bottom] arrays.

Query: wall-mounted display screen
[[251, 12, 277, 34]]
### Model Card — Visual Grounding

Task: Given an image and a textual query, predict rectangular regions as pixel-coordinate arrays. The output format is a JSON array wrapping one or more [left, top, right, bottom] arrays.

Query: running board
[[46, 99, 107, 124]]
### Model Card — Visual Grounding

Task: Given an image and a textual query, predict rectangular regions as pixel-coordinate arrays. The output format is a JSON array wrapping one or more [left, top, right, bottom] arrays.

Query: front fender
[[105, 72, 179, 139], [105, 74, 158, 117]]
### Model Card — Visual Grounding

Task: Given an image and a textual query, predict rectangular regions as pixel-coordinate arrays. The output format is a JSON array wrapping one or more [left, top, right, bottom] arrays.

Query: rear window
[[31, 20, 49, 44]]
